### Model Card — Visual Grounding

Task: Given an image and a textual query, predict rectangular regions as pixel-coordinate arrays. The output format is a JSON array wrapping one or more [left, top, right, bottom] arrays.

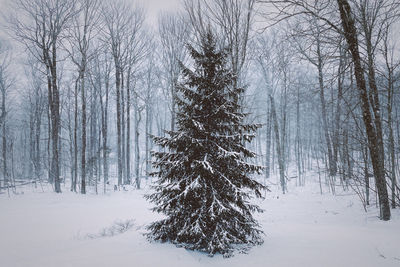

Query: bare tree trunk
[[145, 103, 151, 179], [67, 84, 74, 191], [134, 96, 142, 189], [81, 71, 86, 194], [363, 145, 370, 205], [115, 66, 123, 187], [337, 0, 390, 220], [265, 108, 272, 180], [29, 111, 34, 177], [316, 37, 336, 177], [121, 72, 126, 184], [2, 87, 7, 189], [385, 50, 396, 209], [333, 43, 344, 175], [49, 46, 61, 193], [73, 78, 78, 192], [170, 80, 176, 132], [126, 71, 131, 185], [281, 70, 288, 173], [35, 107, 41, 181], [270, 95, 286, 194], [47, 99, 51, 183], [295, 84, 302, 186], [90, 79, 97, 191], [100, 67, 109, 194]]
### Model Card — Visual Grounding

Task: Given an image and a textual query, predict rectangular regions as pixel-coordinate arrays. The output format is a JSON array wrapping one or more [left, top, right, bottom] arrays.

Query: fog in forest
[[0, 0, 399, 266]]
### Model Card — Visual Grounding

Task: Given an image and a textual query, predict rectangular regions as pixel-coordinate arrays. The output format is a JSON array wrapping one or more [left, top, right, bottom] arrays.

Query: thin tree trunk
[[116, 65, 122, 187], [270, 95, 286, 194], [67, 84, 74, 191], [2, 89, 7, 189], [100, 70, 109, 194], [126, 71, 131, 185], [265, 108, 272, 180], [295, 85, 302, 186], [363, 145, 370, 205], [145, 103, 151, 179], [333, 44, 344, 174], [316, 37, 336, 177], [121, 71, 126, 184], [170, 79, 176, 131], [73, 78, 78, 193], [383, 34, 397, 208], [134, 99, 141, 189], [81, 71, 86, 194]]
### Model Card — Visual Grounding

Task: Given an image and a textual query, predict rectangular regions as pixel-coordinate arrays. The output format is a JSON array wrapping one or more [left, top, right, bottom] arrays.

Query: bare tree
[[158, 12, 190, 131], [25, 58, 46, 184], [258, 0, 393, 221], [123, 11, 147, 186], [66, 0, 101, 194], [0, 40, 13, 191], [381, 22, 400, 208], [143, 46, 159, 181], [89, 50, 112, 193], [184, 0, 256, 86], [101, 0, 144, 187], [8, 0, 78, 193], [289, 16, 338, 176], [337, 0, 391, 220]]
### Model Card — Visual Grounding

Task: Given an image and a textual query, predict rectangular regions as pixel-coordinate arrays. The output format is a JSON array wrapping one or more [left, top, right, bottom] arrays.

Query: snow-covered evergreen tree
[[146, 30, 266, 256]]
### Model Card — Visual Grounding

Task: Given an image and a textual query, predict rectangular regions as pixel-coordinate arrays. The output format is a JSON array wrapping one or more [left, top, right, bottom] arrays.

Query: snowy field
[[1, 174, 399, 267]]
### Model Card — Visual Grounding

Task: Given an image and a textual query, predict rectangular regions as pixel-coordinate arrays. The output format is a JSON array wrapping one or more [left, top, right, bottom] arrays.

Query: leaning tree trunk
[[337, 0, 390, 220]]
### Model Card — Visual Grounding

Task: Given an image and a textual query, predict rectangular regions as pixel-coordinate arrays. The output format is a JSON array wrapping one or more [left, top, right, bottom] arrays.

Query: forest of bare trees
[[0, 0, 399, 223]]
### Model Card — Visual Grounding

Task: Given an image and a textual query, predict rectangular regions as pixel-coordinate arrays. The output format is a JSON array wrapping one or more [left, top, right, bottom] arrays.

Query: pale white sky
[[140, 0, 182, 27]]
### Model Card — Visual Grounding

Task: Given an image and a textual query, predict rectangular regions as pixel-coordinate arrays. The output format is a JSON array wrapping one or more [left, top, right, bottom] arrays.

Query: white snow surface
[[1, 175, 399, 267]]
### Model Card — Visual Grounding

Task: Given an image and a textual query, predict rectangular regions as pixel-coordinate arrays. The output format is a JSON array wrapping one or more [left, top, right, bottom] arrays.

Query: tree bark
[[115, 65, 122, 186], [73, 77, 78, 192], [81, 71, 86, 194], [49, 44, 61, 193], [270, 95, 286, 194], [126, 70, 131, 185], [337, 0, 390, 220]]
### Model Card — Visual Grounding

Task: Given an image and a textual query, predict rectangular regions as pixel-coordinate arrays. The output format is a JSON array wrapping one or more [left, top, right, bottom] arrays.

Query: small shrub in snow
[[85, 219, 135, 239]]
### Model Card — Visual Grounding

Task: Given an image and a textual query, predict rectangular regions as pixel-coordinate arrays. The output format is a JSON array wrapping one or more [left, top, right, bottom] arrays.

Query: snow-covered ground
[[0, 174, 399, 267]]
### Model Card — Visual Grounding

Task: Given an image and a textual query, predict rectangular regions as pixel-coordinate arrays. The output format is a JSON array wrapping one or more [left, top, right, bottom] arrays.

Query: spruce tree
[[146, 31, 266, 256]]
